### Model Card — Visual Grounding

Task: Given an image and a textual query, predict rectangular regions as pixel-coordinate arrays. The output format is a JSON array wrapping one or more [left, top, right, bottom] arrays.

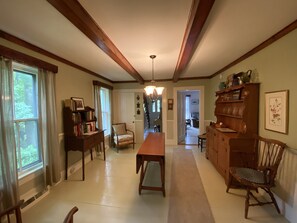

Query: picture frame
[[191, 98, 199, 105], [168, 99, 173, 110], [265, 90, 289, 134], [71, 97, 85, 111]]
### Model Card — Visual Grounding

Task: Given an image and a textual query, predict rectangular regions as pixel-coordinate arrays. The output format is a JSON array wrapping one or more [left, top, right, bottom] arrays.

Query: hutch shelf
[[206, 83, 260, 185]]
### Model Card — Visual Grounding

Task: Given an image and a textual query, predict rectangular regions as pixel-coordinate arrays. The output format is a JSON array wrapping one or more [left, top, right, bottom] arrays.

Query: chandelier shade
[[144, 55, 164, 101]]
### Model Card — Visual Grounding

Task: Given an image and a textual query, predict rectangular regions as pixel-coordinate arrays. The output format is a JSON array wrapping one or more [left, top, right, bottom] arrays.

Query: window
[[151, 99, 161, 113], [185, 95, 191, 119], [100, 87, 111, 135], [152, 101, 156, 112], [12, 63, 42, 176], [156, 99, 161, 112]]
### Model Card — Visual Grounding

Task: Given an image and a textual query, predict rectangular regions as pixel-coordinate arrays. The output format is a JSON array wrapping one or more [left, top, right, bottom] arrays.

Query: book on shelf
[[72, 113, 81, 123]]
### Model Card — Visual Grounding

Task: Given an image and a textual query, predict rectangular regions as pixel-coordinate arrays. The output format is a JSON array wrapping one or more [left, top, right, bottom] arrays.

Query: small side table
[[198, 134, 207, 152]]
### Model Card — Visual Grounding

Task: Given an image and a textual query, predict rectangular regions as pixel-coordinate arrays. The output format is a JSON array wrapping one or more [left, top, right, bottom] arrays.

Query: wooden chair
[[226, 135, 286, 218], [0, 200, 24, 223], [63, 206, 78, 223], [112, 123, 134, 152]]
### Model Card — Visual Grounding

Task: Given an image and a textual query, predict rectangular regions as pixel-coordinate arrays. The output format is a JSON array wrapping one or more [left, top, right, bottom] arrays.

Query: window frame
[[100, 87, 111, 136], [12, 62, 42, 178]]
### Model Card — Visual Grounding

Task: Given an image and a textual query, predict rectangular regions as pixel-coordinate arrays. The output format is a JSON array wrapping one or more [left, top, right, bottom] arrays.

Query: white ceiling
[[0, 0, 297, 83]]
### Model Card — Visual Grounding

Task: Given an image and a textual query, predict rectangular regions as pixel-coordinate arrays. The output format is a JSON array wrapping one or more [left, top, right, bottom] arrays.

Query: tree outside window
[[13, 63, 41, 174]]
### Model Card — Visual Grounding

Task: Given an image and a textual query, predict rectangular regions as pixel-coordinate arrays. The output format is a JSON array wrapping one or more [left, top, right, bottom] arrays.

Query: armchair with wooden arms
[[226, 135, 286, 218], [63, 206, 78, 223], [112, 123, 135, 152], [0, 200, 24, 223]]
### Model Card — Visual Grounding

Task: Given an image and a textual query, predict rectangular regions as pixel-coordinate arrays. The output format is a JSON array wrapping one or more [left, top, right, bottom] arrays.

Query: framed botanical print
[[265, 90, 289, 134]]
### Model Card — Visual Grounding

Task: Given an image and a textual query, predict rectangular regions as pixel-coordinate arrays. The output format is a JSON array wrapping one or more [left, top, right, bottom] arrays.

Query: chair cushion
[[114, 134, 133, 146], [231, 167, 266, 185], [113, 124, 127, 135]]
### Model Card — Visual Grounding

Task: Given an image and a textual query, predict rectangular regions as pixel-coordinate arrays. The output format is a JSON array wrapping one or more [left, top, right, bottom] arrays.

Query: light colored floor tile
[[192, 147, 289, 223], [22, 144, 289, 223]]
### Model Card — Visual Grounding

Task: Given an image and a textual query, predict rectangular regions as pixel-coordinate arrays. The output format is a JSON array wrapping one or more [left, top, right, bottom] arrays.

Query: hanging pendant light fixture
[[144, 55, 164, 101]]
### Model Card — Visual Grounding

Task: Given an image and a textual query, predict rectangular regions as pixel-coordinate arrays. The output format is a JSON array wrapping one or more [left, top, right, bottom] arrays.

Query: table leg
[[139, 159, 144, 195], [102, 140, 106, 161], [82, 150, 85, 181], [65, 150, 68, 180], [160, 158, 166, 197]]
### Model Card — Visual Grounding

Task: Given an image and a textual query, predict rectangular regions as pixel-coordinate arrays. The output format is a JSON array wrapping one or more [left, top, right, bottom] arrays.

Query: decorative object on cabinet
[[240, 70, 252, 83], [219, 81, 226, 90], [206, 83, 260, 186], [226, 135, 286, 219], [112, 123, 134, 152], [71, 97, 85, 110], [168, 99, 173, 110], [265, 90, 289, 134], [63, 101, 105, 181]]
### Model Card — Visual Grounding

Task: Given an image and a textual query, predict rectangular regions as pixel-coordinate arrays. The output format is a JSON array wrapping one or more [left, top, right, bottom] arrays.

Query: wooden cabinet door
[[217, 133, 228, 178]]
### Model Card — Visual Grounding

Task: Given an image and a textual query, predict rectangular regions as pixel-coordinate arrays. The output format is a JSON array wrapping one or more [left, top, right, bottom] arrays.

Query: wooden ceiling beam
[[173, 0, 215, 82], [47, 0, 144, 84]]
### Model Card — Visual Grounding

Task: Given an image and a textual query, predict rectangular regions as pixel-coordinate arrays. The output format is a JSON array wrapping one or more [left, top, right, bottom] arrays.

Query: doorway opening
[[177, 90, 200, 145], [143, 94, 162, 139]]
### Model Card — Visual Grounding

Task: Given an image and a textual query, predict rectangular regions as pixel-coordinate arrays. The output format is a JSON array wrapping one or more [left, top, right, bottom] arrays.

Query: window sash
[[12, 63, 42, 176], [100, 88, 111, 135]]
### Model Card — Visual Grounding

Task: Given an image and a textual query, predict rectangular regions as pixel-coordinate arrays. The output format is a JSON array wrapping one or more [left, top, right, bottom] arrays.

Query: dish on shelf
[[216, 128, 237, 133]]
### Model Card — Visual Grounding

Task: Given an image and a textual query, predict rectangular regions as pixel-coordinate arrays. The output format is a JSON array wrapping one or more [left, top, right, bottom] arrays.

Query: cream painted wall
[[207, 28, 297, 222], [0, 37, 111, 198]]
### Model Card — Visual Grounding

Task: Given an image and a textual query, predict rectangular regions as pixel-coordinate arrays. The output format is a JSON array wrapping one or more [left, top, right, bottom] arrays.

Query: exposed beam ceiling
[[1, 0, 297, 83], [173, 0, 215, 82], [47, 0, 145, 84], [47, 0, 214, 84]]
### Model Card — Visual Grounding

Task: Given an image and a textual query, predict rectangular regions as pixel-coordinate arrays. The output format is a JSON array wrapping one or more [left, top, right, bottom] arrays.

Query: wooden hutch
[[63, 102, 105, 181], [206, 83, 260, 185]]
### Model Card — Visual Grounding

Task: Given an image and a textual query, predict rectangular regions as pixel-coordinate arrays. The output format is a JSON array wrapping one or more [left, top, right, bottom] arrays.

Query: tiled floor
[[22, 144, 289, 223], [180, 126, 200, 145]]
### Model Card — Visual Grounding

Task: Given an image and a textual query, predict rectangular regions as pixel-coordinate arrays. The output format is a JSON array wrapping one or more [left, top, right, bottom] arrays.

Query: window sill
[[18, 163, 43, 186]]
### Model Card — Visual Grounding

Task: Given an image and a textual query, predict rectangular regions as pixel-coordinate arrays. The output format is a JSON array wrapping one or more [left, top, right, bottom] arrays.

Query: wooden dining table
[[136, 132, 165, 196]]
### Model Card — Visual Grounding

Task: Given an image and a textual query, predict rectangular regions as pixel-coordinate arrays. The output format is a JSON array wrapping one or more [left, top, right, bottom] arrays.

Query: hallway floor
[[179, 126, 200, 145], [22, 144, 289, 223]]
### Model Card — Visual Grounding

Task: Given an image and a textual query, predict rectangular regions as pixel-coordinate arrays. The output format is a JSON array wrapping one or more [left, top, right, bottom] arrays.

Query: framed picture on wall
[[191, 98, 199, 105], [168, 99, 173, 110], [264, 90, 289, 134], [71, 97, 85, 111]]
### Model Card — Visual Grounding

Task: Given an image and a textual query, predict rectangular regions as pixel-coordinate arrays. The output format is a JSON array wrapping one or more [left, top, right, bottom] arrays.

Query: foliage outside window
[[13, 62, 42, 176], [100, 87, 111, 135], [151, 99, 161, 113]]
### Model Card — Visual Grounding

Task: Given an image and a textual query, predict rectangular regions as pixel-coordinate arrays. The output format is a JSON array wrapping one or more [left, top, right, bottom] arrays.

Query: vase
[[219, 82, 226, 90]]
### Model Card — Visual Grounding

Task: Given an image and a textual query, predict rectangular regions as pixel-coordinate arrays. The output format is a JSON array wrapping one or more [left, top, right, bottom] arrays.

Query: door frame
[[112, 88, 167, 144], [173, 86, 205, 145]]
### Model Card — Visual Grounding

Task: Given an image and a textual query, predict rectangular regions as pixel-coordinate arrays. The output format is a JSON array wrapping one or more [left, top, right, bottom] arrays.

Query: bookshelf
[[63, 100, 105, 181]]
